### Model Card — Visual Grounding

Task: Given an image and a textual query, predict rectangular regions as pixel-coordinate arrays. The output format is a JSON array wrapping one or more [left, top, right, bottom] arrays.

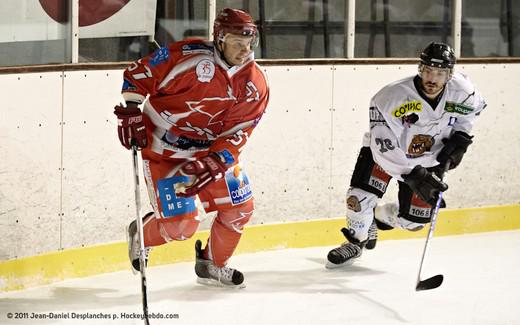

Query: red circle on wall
[[39, 0, 131, 27]]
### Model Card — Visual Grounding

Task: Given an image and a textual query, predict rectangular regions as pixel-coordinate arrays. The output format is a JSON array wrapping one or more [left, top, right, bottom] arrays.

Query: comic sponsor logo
[[392, 100, 422, 118]]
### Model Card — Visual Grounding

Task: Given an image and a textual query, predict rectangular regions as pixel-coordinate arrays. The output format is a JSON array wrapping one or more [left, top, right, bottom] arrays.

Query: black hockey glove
[[436, 131, 473, 169], [402, 166, 448, 205]]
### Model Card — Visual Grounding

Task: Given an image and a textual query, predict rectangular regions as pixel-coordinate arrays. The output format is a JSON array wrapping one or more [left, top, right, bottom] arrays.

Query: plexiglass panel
[[0, 0, 71, 66]]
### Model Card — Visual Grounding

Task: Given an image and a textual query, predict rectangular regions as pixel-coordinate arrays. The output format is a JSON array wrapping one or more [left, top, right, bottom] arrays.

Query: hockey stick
[[131, 145, 151, 324], [131, 36, 159, 324], [415, 160, 450, 291]]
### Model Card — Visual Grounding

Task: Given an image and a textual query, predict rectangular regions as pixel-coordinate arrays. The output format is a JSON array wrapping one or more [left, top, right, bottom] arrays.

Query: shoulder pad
[[376, 76, 414, 98], [444, 72, 485, 115], [448, 73, 475, 94]]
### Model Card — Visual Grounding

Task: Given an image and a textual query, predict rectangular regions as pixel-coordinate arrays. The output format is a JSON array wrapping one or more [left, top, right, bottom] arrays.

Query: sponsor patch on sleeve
[[369, 106, 388, 128], [181, 43, 214, 56], [122, 79, 137, 91], [149, 47, 170, 67], [225, 166, 253, 205], [444, 102, 475, 115]]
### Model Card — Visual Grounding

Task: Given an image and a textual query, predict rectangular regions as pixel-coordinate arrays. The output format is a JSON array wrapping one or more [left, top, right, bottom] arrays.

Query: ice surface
[[1, 230, 519, 325]]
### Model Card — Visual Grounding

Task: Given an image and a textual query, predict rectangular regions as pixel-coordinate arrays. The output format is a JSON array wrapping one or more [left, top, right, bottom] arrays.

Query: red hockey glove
[[114, 104, 147, 150], [176, 153, 228, 198]]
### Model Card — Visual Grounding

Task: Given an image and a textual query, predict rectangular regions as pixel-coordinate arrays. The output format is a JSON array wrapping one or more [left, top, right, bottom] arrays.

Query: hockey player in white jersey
[[327, 42, 487, 267]]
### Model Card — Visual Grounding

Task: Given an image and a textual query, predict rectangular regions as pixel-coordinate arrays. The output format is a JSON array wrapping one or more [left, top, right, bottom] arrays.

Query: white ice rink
[[1, 230, 519, 325]]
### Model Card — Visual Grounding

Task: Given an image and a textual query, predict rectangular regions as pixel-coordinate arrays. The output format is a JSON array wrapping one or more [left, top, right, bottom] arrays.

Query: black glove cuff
[[402, 165, 427, 183], [451, 131, 473, 150]]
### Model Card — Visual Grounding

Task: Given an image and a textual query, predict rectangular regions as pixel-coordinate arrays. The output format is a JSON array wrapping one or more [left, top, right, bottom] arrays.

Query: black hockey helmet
[[420, 42, 456, 69]]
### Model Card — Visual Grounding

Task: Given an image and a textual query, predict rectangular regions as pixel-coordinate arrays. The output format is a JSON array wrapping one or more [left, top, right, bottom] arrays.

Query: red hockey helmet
[[213, 8, 258, 46]]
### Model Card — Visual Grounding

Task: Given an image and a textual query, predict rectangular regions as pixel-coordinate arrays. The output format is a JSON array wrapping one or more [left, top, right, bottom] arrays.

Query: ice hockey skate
[[326, 228, 363, 268], [194, 240, 245, 288], [365, 220, 378, 250], [127, 212, 153, 274]]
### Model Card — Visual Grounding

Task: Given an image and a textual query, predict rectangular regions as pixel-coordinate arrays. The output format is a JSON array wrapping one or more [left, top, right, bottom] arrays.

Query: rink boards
[[1, 204, 519, 292], [1, 63, 520, 291]]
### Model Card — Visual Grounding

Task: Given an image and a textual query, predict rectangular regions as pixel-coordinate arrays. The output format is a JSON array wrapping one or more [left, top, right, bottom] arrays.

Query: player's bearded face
[[221, 34, 254, 66], [419, 65, 450, 96]]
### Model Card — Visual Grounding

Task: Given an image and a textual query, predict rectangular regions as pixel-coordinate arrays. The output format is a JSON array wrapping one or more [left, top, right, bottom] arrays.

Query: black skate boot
[[326, 228, 364, 268], [194, 240, 245, 288], [365, 220, 378, 250], [127, 212, 153, 273]]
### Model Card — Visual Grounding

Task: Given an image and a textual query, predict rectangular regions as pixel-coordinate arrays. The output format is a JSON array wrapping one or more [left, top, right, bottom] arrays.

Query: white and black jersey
[[369, 72, 486, 180]]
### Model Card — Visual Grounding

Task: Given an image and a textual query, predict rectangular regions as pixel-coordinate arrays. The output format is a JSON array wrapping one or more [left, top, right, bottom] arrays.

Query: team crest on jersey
[[407, 134, 434, 158], [196, 59, 215, 83], [392, 100, 422, 118], [346, 196, 362, 212], [444, 102, 474, 115]]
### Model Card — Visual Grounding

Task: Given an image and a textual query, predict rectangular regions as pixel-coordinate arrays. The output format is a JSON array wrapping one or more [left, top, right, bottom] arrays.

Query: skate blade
[[325, 259, 357, 269], [196, 277, 246, 289]]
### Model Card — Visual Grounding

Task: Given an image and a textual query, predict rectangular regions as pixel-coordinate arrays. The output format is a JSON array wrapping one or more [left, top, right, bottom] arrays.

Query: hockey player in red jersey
[[326, 42, 486, 268], [114, 8, 269, 287]]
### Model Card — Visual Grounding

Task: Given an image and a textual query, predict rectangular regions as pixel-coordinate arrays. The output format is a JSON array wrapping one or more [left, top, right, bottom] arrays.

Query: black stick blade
[[416, 274, 444, 291]]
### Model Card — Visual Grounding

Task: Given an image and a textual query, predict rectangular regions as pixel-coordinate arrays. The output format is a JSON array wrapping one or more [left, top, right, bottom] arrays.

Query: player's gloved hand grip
[[436, 131, 473, 169], [176, 153, 228, 198], [114, 104, 147, 150], [402, 165, 448, 205]]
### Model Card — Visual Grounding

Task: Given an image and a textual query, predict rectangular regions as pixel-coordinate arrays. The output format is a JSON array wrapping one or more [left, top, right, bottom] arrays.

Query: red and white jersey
[[121, 39, 269, 163], [369, 73, 486, 180]]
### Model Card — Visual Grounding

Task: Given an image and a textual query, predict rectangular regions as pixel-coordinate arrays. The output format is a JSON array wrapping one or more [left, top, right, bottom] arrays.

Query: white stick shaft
[[416, 161, 450, 286], [416, 191, 444, 283], [131, 146, 150, 325]]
